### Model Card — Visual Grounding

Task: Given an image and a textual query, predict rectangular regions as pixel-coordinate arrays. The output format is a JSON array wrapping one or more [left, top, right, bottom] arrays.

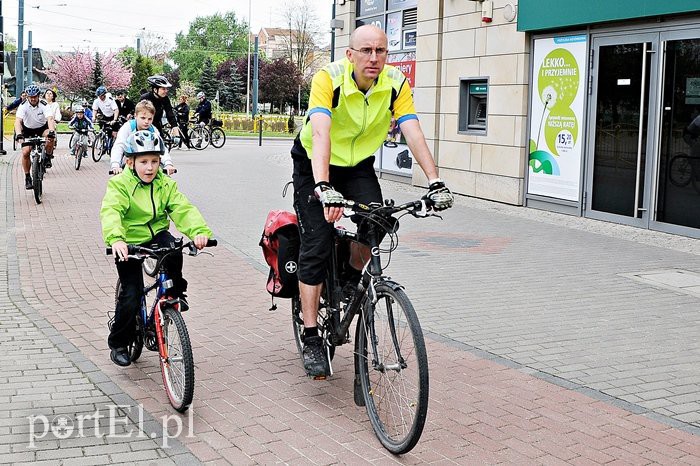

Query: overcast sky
[[1, 0, 333, 52]]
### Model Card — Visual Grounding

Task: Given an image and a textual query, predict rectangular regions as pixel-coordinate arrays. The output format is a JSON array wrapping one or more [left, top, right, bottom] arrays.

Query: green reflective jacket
[[100, 169, 212, 246], [299, 58, 407, 167]]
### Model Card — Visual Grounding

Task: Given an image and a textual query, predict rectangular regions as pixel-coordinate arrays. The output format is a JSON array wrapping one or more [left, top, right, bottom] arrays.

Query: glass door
[[586, 34, 659, 226], [654, 33, 700, 233]]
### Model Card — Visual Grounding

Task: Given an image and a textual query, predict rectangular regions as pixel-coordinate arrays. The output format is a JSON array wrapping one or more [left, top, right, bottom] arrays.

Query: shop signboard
[[527, 34, 587, 201]]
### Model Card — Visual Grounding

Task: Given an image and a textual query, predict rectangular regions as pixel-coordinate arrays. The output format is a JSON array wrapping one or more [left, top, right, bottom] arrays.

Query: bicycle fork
[[153, 303, 170, 364]]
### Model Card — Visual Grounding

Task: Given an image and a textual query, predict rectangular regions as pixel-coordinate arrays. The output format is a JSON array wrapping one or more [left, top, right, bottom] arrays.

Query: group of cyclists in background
[[4, 75, 215, 189]]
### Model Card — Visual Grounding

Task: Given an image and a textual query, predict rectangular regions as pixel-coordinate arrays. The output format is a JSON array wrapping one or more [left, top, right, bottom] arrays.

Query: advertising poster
[[528, 35, 587, 201], [403, 30, 416, 49], [380, 119, 414, 175], [359, 0, 385, 17], [387, 52, 416, 87], [357, 15, 385, 31], [387, 12, 402, 51]]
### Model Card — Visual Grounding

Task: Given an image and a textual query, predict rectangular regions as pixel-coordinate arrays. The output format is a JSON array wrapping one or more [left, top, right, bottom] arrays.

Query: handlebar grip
[[206, 238, 218, 247]]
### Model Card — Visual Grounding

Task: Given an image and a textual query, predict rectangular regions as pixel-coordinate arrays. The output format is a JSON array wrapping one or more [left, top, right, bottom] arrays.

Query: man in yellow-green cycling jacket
[[290, 24, 454, 378]]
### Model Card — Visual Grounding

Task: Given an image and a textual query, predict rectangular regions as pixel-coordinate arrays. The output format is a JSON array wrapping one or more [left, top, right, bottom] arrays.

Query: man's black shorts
[[292, 150, 383, 285], [21, 123, 49, 138]]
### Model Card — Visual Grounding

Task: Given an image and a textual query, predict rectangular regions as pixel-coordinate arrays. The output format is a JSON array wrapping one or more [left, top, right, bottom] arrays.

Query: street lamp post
[[16, 0, 24, 94], [246, 0, 251, 118]]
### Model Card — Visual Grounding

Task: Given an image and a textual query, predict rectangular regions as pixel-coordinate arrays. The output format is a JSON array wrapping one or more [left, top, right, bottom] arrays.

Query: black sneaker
[[110, 347, 131, 367], [24, 175, 33, 190], [178, 296, 189, 312], [302, 336, 327, 378], [44, 154, 53, 168]]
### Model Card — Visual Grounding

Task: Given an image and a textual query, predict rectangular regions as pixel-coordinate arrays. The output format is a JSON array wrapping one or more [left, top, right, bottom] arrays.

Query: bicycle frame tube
[[334, 224, 382, 341]]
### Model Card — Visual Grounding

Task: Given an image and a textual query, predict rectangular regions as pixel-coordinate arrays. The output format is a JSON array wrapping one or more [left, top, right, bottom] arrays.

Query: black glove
[[15, 133, 24, 141], [423, 179, 454, 211], [313, 181, 345, 208]]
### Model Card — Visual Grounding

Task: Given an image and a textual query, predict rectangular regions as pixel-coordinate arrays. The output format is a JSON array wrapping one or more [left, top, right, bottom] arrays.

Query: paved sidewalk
[[0, 155, 197, 464], [1, 141, 700, 464]]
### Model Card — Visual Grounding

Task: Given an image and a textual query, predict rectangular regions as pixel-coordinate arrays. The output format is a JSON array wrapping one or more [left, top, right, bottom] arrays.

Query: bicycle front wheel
[[92, 134, 105, 162], [210, 127, 226, 148], [74, 145, 83, 170], [160, 307, 194, 412], [669, 154, 692, 188], [31, 154, 43, 204], [356, 282, 428, 454]]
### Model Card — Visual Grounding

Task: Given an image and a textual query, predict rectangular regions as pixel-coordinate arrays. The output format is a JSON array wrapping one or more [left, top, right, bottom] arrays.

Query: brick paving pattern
[[0, 140, 698, 464]]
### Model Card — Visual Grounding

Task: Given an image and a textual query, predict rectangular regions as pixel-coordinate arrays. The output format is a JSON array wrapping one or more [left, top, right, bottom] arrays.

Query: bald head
[[349, 25, 387, 49]]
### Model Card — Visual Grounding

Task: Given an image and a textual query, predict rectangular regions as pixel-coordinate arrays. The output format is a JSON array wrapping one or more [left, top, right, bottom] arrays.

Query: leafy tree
[[198, 57, 218, 100], [170, 12, 249, 82], [117, 47, 138, 67], [128, 55, 155, 100], [4, 34, 17, 52], [215, 59, 244, 111], [164, 67, 180, 95], [92, 52, 104, 92], [258, 58, 303, 113]]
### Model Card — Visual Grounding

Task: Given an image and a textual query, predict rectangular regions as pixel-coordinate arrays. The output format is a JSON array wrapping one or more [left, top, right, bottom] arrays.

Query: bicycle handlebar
[[108, 168, 178, 175], [20, 137, 46, 148], [106, 238, 217, 257], [342, 197, 436, 218]]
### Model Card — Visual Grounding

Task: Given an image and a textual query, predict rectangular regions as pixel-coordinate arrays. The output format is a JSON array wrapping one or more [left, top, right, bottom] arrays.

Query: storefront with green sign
[[521, 1, 700, 237]]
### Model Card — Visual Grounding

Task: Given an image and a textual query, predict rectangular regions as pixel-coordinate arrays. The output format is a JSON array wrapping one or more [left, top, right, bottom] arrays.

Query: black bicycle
[[291, 197, 436, 454], [93, 118, 120, 162], [22, 136, 48, 204]]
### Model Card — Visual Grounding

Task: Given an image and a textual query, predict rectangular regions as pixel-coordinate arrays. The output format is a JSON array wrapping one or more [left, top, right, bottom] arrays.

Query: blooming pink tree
[[45, 50, 132, 100]]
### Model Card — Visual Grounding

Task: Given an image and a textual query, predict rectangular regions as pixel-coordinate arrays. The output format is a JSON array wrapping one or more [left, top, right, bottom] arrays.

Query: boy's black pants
[[108, 230, 188, 350]]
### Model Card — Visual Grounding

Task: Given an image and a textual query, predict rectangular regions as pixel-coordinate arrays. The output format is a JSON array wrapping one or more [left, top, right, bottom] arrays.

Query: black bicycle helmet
[[147, 75, 172, 89]]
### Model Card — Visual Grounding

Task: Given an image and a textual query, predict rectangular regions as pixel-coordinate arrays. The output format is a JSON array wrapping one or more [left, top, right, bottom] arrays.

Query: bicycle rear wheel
[[669, 154, 692, 188], [210, 127, 226, 148], [31, 153, 43, 204], [160, 306, 194, 412], [189, 127, 209, 150], [356, 282, 428, 454], [92, 134, 104, 162]]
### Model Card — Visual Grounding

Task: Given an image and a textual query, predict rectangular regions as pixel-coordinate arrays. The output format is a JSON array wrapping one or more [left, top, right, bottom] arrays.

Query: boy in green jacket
[[100, 130, 212, 367]]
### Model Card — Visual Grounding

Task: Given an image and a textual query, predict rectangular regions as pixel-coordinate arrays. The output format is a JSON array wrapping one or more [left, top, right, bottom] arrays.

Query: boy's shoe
[[110, 347, 131, 367], [24, 175, 33, 190], [44, 154, 54, 168], [302, 336, 328, 378], [178, 296, 189, 312]]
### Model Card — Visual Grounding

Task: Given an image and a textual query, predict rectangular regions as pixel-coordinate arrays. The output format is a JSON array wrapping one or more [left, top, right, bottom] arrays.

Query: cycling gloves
[[424, 179, 454, 211], [314, 181, 345, 208]]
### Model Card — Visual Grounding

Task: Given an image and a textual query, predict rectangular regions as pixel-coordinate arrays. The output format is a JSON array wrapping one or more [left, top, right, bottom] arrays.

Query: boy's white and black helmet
[[72, 104, 84, 113], [125, 130, 165, 157], [196, 91, 205, 99]]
